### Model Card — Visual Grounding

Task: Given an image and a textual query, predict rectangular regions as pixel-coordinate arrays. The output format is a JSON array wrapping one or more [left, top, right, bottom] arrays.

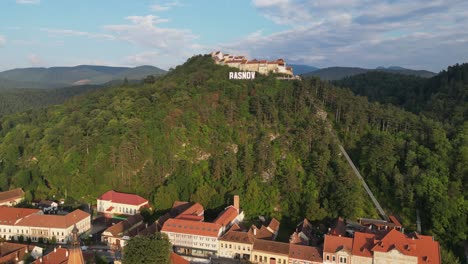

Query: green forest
[[0, 56, 466, 260]]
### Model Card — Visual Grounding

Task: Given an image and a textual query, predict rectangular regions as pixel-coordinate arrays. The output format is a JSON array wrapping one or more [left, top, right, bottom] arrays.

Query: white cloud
[[40, 28, 115, 40], [236, 0, 468, 71], [253, 0, 288, 7], [104, 15, 200, 61], [16, 0, 40, 4], [0, 35, 6, 46], [150, 1, 182, 12], [28, 54, 42, 65]]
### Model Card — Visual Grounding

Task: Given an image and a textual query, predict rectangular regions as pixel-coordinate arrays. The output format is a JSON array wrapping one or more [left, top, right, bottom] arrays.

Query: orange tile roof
[[16, 209, 89, 229], [213, 206, 238, 227], [176, 214, 204, 222], [323, 235, 353, 253], [289, 244, 323, 262], [0, 207, 41, 224], [352, 232, 375, 258], [171, 252, 189, 264], [0, 243, 32, 263], [98, 190, 148, 206], [389, 215, 402, 227], [68, 247, 85, 264], [329, 217, 346, 236], [175, 202, 204, 218], [219, 225, 255, 244], [372, 229, 440, 264], [104, 214, 144, 237], [267, 218, 280, 233], [32, 247, 68, 264], [161, 218, 221, 238], [253, 239, 289, 256], [0, 188, 24, 204]]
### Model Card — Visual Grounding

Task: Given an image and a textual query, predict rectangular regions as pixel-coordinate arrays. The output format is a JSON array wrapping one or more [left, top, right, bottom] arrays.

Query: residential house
[[288, 244, 323, 264], [251, 239, 290, 264], [325, 229, 440, 264], [101, 214, 145, 249], [97, 190, 149, 217], [323, 235, 353, 264], [0, 188, 24, 207], [0, 242, 43, 264]]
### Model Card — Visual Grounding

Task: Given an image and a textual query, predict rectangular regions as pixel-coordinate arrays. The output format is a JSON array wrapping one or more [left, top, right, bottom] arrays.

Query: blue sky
[[1, 0, 467, 72]]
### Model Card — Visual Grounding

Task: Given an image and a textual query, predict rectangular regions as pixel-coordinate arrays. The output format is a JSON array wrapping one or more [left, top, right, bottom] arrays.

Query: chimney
[[233, 195, 240, 211], [39, 257, 43, 263], [66, 250, 69, 257], [16, 251, 19, 261], [54, 247, 57, 252], [254, 229, 257, 236]]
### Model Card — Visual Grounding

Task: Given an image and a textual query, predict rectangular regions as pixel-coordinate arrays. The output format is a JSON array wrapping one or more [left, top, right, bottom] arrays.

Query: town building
[[290, 218, 314, 245], [0, 207, 90, 244], [0, 188, 24, 207], [32, 226, 85, 264], [211, 51, 295, 76], [32, 247, 69, 264], [0, 242, 42, 263], [323, 235, 353, 264], [101, 214, 146, 249], [324, 228, 440, 264], [251, 239, 290, 264], [218, 223, 255, 260], [162, 218, 222, 260], [288, 244, 323, 264], [97, 190, 149, 217]]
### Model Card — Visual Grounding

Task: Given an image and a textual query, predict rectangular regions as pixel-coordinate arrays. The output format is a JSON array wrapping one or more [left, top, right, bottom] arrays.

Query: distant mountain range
[[302, 66, 436, 80], [289, 64, 320, 75], [0, 65, 166, 89]]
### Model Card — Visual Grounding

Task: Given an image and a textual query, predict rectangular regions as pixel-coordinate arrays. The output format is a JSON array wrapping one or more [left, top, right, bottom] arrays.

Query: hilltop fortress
[[211, 51, 295, 77]]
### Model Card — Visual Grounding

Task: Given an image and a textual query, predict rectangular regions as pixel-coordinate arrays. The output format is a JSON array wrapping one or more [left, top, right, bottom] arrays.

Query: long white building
[[0, 207, 90, 244]]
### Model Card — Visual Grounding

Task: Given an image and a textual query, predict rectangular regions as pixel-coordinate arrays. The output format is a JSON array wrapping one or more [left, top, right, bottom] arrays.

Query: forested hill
[[0, 55, 377, 224], [0, 85, 108, 117], [0, 55, 465, 260], [333, 63, 468, 126], [303, 66, 436, 80], [0, 65, 166, 89]]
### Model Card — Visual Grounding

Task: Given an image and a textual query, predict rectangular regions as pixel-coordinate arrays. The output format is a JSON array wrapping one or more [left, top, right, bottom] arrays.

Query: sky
[[1, 0, 468, 72]]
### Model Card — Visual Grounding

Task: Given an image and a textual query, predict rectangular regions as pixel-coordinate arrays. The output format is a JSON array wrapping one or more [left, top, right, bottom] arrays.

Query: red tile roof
[[98, 190, 148, 206], [176, 214, 204, 222], [0, 243, 33, 264], [323, 235, 353, 253], [219, 225, 255, 244], [171, 252, 189, 264], [289, 244, 323, 262], [352, 232, 375, 258], [372, 229, 440, 264], [32, 247, 68, 264], [0, 188, 24, 204], [389, 215, 402, 227], [16, 209, 89, 229], [103, 214, 144, 237], [267, 218, 280, 233], [175, 202, 204, 218], [213, 206, 238, 226], [161, 218, 221, 238], [253, 239, 289, 256], [0, 207, 41, 224]]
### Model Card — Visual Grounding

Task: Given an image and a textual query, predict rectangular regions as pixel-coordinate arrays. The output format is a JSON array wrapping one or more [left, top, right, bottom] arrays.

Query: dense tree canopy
[[0, 55, 465, 260], [123, 233, 171, 264]]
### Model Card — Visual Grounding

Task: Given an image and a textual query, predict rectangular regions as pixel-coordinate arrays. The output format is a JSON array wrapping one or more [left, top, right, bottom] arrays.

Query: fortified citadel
[[211, 51, 296, 77]]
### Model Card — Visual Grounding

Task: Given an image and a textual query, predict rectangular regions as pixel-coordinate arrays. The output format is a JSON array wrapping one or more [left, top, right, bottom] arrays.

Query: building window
[[339, 257, 347, 263], [326, 255, 330, 261], [332, 256, 336, 262]]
